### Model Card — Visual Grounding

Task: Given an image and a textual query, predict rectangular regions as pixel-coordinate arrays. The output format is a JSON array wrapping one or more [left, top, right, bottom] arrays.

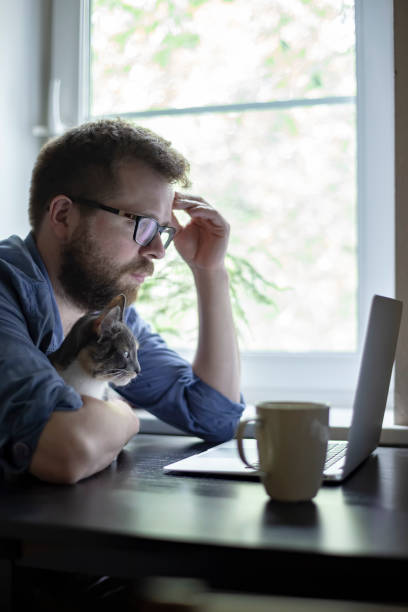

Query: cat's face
[[78, 294, 141, 385], [79, 327, 140, 386]]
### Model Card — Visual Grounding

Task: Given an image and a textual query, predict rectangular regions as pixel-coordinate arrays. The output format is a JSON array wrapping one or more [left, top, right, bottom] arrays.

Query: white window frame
[[44, 0, 394, 408]]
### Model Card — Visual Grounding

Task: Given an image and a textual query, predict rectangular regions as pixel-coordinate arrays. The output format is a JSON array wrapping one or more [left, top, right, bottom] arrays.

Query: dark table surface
[[1, 434, 408, 603]]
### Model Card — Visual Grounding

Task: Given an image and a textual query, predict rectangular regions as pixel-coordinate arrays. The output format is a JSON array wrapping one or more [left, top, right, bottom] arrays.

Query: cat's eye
[[123, 351, 129, 359]]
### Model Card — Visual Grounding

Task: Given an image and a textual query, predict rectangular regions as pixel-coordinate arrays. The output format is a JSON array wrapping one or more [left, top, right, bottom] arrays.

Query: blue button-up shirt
[[0, 233, 245, 475]]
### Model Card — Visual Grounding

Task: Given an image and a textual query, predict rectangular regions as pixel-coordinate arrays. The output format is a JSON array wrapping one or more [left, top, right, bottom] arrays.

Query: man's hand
[[172, 193, 230, 271]]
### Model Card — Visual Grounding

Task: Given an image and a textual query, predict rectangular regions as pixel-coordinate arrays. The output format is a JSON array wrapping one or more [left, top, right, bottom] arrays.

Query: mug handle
[[236, 418, 260, 470]]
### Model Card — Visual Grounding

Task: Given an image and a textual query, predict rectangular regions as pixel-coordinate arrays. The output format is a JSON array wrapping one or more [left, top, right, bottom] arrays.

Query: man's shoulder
[[0, 234, 61, 352], [124, 305, 143, 333], [0, 233, 49, 318], [124, 306, 156, 340], [0, 234, 45, 284]]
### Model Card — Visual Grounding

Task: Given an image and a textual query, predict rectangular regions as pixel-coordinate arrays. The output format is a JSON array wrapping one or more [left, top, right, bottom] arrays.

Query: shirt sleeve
[[114, 308, 245, 443], [0, 292, 82, 476]]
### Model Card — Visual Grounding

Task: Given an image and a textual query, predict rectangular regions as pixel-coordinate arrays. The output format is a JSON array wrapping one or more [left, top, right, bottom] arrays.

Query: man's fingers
[[173, 193, 230, 240], [174, 191, 207, 203], [173, 193, 214, 210], [181, 207, 228, 232], [173, 200, 212, 212], [173, 194, 227, 225]]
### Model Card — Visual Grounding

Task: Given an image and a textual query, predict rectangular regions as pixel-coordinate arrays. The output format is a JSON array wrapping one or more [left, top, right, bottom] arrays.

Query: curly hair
[[29, 119, 191, 232]]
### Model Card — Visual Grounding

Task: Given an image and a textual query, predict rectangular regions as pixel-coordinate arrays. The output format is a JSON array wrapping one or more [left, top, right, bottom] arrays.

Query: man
[[0, 119, 244, 485]]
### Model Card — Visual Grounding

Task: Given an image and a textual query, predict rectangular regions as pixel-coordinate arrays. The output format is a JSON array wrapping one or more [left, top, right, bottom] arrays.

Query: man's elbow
[[29, 436, 96, 484], [30, 463, 82, 485], [198, 421, 241, 445]]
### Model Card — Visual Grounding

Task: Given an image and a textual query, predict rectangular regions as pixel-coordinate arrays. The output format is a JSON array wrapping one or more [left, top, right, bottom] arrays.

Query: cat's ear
[[105, 294, 126, 320], [115, 293, 126, 319], [93, 294, 126, 337]]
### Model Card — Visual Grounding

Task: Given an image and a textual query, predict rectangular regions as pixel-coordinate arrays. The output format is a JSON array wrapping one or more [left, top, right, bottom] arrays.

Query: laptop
[[164, 295, 403, 483]]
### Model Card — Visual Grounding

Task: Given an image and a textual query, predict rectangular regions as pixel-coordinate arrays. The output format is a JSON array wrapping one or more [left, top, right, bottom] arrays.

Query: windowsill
[[136, 405, 408, 446], [325, 406, 408, 445]]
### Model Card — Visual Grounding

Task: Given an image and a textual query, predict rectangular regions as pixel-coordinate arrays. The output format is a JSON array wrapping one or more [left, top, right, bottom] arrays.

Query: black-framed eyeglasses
[[70, 196, 176, 249]]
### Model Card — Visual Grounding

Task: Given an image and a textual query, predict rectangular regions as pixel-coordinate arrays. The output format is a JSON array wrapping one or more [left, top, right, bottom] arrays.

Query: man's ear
[[47, 195, 80, 241]]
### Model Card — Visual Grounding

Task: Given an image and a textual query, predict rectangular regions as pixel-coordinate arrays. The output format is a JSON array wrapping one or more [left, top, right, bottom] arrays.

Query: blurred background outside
[[90, 0, 357, 353]]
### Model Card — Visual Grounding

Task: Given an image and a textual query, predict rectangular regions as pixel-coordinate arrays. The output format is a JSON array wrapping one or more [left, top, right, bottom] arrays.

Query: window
[[47, 0, 394, 406]]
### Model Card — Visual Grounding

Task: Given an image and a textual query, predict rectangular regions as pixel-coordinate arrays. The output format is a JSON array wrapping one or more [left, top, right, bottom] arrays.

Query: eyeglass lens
[[135, 218, 173, 248]]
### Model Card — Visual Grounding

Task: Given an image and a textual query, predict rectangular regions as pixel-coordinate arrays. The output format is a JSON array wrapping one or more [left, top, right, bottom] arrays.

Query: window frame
[[47, 0, 395, 408]]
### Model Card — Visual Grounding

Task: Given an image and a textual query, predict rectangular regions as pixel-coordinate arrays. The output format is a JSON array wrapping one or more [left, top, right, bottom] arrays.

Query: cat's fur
[[49, 294, 140, 400]]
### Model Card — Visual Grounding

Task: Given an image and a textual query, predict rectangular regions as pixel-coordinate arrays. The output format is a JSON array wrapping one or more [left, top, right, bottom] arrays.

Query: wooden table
[[1, 434, 408, 607]]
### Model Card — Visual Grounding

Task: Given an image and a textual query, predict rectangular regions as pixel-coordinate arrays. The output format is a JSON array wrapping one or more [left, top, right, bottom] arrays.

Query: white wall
[[0, 0, 51, 239]]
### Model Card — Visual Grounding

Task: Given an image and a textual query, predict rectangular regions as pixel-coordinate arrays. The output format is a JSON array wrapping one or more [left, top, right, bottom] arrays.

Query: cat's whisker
[[104, 369, 127, 376]]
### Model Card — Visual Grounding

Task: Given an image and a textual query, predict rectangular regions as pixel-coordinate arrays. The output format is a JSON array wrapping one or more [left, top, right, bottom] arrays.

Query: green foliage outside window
[[137, 250, 284, 344]]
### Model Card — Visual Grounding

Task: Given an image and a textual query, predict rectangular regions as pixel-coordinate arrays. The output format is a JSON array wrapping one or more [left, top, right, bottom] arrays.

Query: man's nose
[[139, 233, 165, 260]]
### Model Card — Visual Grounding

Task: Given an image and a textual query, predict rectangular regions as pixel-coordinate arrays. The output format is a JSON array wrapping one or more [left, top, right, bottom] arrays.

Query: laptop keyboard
[[324, 441, 348, 469]]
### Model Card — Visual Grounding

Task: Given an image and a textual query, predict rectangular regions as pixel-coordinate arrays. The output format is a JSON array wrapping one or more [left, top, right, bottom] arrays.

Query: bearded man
[[0, 119, 243, 484]]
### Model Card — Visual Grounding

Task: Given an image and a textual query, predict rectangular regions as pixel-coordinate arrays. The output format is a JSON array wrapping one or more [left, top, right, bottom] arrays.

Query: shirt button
[[12, 442, 30, 468]]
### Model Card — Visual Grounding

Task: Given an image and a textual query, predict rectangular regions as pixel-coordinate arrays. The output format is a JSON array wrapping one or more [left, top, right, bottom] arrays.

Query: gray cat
[[49, 294, 140, 400]]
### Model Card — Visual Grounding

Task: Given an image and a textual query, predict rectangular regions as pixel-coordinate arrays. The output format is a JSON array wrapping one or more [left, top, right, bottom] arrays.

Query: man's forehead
[[114, 160, 175, 220], [115, 158, 171, 187]]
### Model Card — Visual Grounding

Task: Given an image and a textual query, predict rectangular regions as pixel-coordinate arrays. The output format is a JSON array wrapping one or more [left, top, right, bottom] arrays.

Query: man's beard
[[58, 223, 154, 312]]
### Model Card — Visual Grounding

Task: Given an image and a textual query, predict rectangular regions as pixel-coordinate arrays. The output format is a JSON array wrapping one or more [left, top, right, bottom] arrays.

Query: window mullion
[[91, 96, 356, 121]]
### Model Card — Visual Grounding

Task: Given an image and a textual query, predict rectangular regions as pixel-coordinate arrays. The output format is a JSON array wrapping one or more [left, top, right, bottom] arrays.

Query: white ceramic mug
[[236, 402, 329, 502]]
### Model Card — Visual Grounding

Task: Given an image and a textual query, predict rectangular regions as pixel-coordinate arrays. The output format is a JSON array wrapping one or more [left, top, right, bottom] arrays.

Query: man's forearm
[[192, 266, 241, 403], [30, 396, 140, 484]]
